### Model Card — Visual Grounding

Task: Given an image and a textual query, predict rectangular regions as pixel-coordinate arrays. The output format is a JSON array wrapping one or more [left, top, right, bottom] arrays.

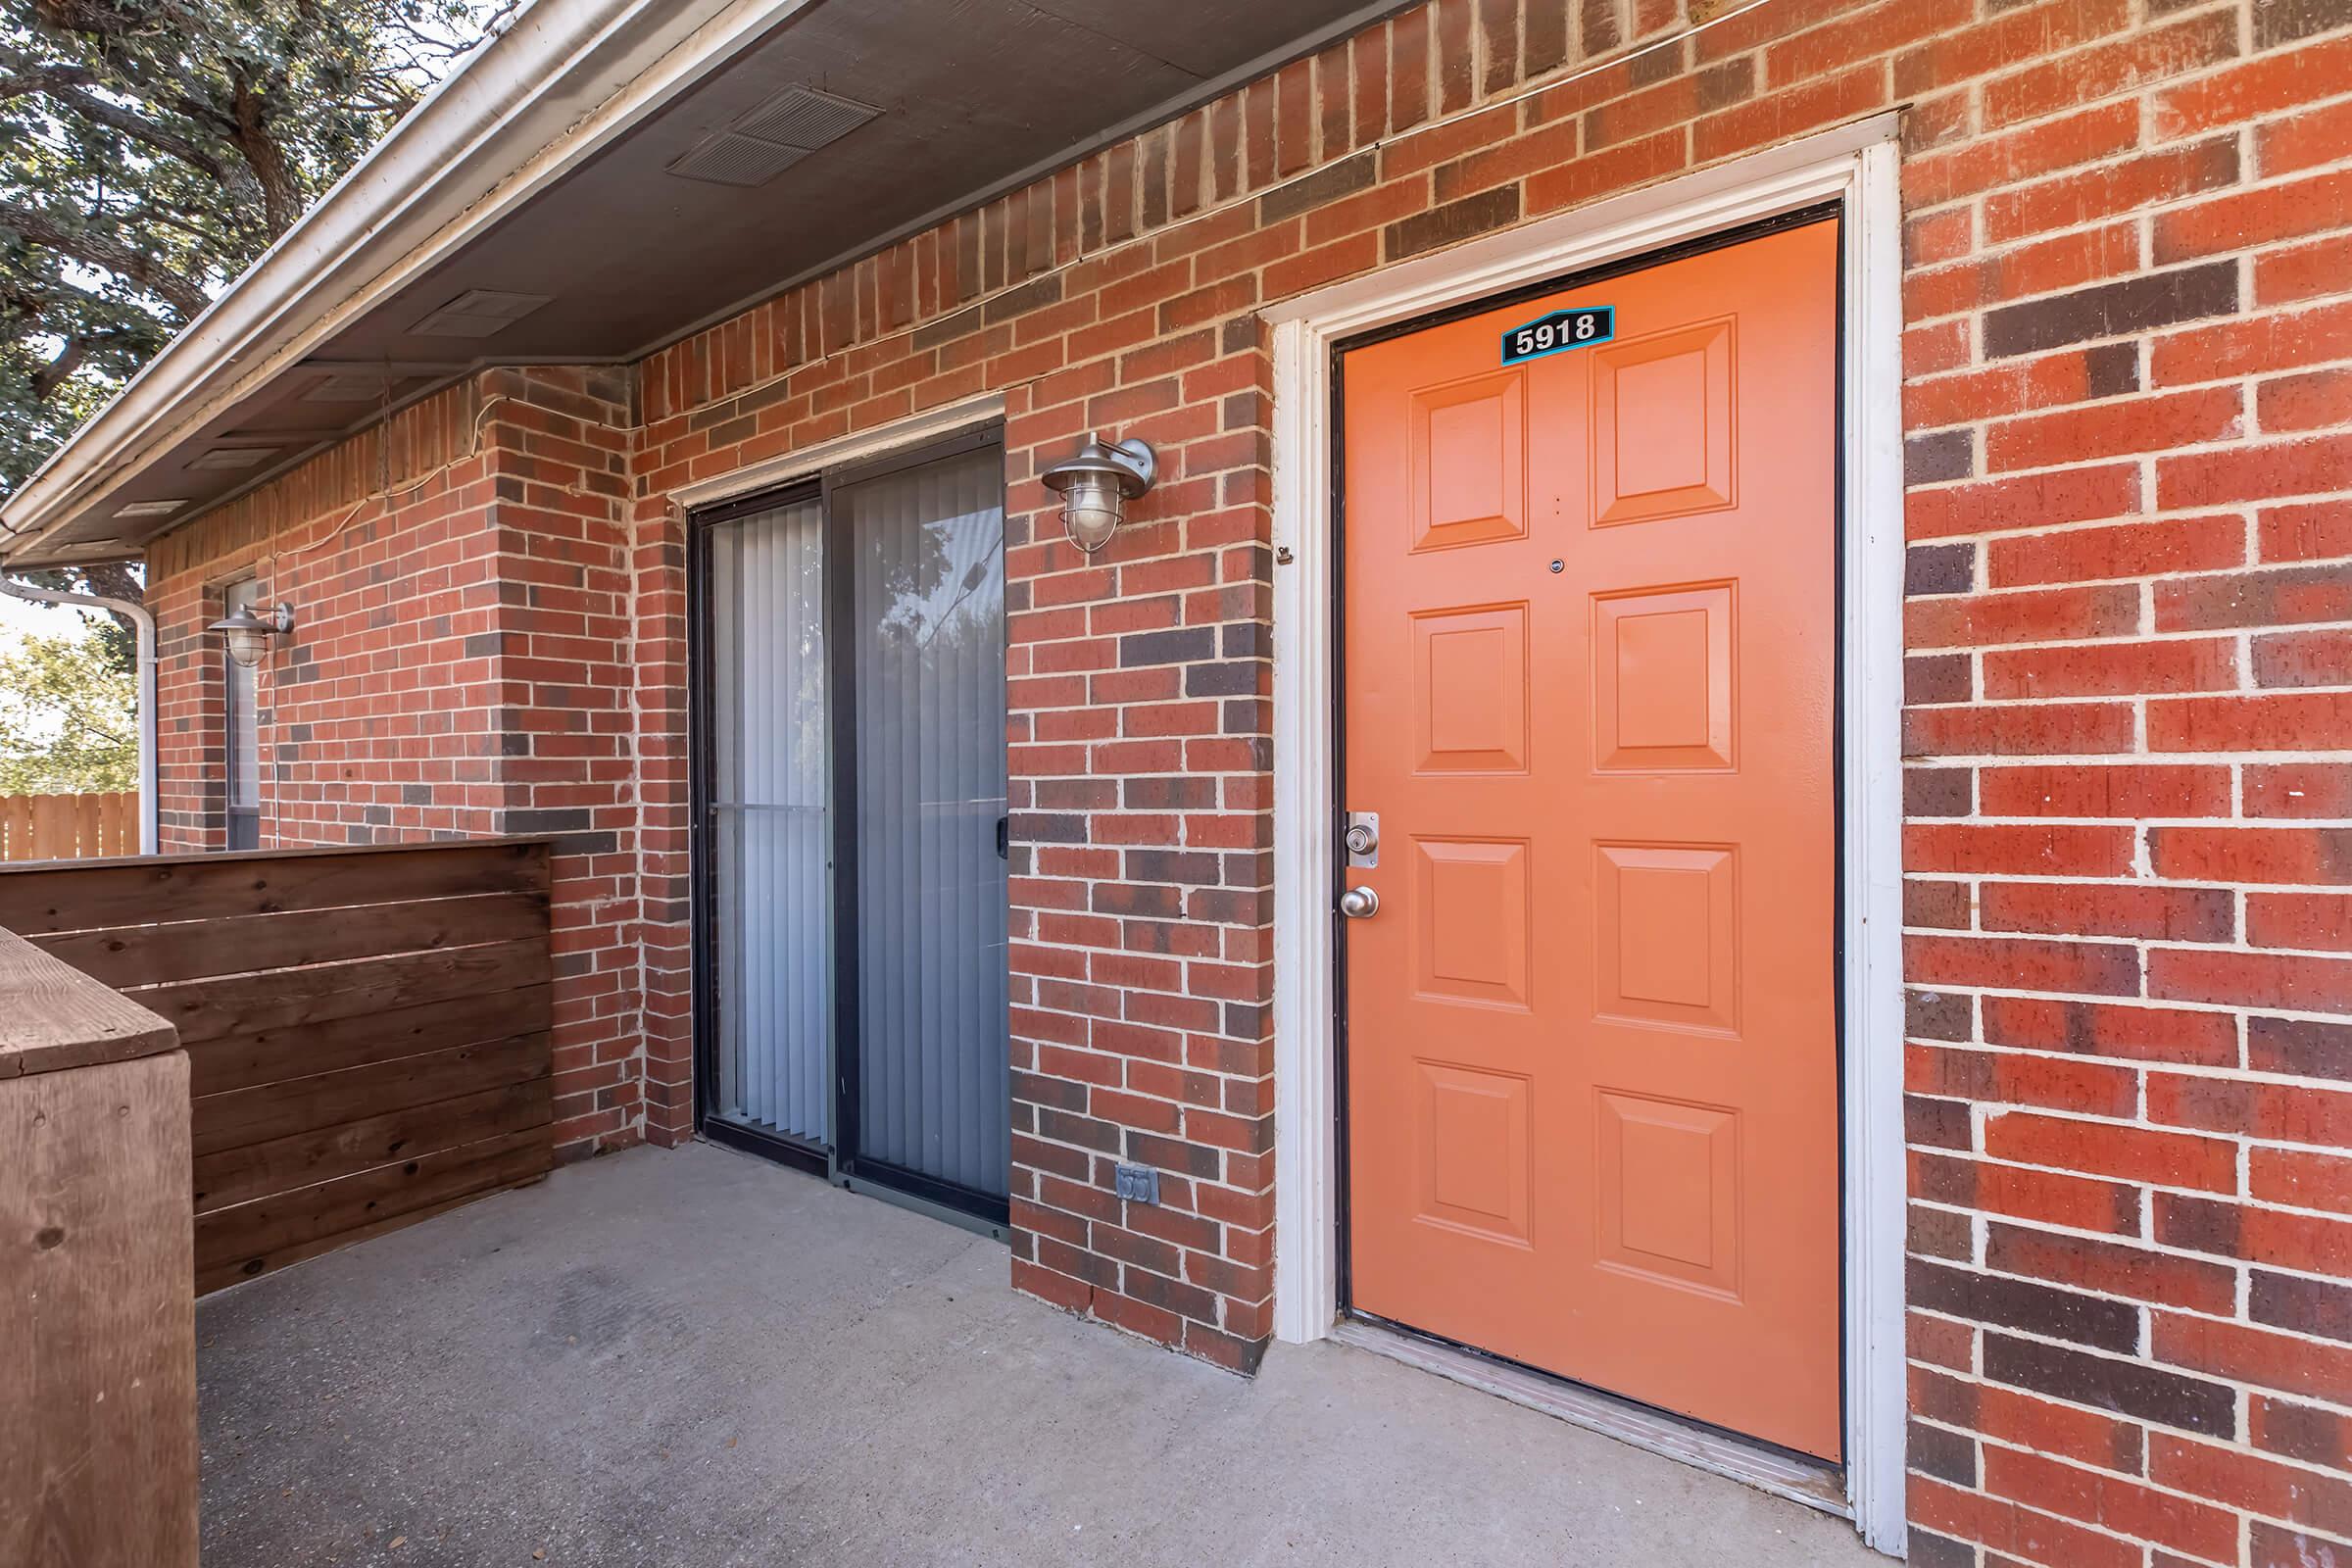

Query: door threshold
[[1329, 1317, 1849, 1519]]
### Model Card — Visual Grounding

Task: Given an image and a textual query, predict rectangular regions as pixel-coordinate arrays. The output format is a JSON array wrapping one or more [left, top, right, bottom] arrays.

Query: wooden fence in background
[[0, 838, 556, 1294], [0, 791, 137, 861]]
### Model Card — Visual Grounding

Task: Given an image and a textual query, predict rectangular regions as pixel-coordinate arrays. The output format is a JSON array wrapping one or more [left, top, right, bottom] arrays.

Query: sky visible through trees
[[0, 0, 513, 786]]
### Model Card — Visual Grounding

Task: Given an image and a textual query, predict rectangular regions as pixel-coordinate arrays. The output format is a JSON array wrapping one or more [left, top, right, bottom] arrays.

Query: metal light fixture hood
[[1040, 433, 1155, 554], [208, 600, 295, 667]]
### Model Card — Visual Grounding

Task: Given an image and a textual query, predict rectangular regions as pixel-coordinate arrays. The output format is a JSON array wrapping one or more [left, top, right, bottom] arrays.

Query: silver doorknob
[[1338, 885, 1380, 919]]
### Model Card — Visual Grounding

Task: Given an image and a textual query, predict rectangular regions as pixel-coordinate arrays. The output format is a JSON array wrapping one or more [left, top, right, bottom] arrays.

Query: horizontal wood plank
[[5, 835, 558, 1303], [194, 1078, 552, 1214], [185, 984, 553, 1097], [0, 927, 177, 1079], [193, 1192, 479, 1298], [137, 940, 550, 1047], [192, 1032, 549, 1157], [0, 840, 548, 935], [34, 892, 548, 989], [195, 1126, 550, 1291]]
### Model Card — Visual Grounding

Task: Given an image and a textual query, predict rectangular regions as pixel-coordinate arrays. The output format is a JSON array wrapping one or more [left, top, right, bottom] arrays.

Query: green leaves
[[0, 0, 514, 495], [0, 620, 135, 793]]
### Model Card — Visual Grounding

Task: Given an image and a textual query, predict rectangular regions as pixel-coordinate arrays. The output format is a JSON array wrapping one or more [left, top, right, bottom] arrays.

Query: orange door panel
[[1341, 220, 1842, 1459]]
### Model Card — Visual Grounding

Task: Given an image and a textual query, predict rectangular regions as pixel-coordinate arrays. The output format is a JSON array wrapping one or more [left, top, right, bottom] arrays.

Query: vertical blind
[[845, 448, 1010, 1200], [708, 495, 831, 1144]]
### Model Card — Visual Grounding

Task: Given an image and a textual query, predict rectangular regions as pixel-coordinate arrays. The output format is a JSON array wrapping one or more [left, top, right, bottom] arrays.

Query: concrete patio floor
[[197, 1141, 1887, 1567]]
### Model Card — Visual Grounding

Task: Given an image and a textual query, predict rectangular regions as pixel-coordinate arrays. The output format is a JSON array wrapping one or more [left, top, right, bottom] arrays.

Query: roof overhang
[[3, 0, 808, 567], [2, 0, 1399, 568]]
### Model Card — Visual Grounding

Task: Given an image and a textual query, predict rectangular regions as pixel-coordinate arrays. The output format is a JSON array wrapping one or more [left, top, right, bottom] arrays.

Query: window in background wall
[[222, 577, 260, 851]]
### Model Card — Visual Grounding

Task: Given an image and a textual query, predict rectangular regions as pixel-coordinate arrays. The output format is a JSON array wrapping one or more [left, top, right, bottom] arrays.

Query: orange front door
[[1341, 220, 1842, 1459]]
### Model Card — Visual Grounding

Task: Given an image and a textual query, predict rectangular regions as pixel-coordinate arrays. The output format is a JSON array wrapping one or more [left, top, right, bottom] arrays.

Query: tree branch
[[42, 81, 233, 183], [224, 76, 302, 236], [32, 334, 87, 399], [0, 61, 96, 100], [0, 200, 209, 318], [28, 326, 136, 400]]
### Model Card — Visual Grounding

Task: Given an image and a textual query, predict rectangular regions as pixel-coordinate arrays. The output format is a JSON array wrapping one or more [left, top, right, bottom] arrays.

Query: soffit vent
[[411, 287, 553, 339], [732, 86, 880, 149], [667, 133, 809, 188], [113, 498, 188, 519], [666, 85, 881, 188], [187, 445, 279, 471]]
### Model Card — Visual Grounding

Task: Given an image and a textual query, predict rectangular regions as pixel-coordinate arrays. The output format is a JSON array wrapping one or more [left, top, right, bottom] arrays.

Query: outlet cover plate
[[1114, 1163, 1159, 1204]]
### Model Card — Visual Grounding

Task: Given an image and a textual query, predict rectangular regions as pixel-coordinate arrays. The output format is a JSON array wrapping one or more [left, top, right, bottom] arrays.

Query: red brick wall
[[146, 368, 646, 1156], [144, 0, 2352, 1558]]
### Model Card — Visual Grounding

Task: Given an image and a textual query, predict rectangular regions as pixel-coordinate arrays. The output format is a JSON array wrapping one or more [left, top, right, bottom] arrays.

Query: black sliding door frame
[[689, 476, 830, 1177], [824, 422, 1011, 1231], [689, 422, 1011, 1231]]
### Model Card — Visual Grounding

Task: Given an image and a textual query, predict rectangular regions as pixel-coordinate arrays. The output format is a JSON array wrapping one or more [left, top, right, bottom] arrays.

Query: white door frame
[[1264, 117, 1908, 1555]]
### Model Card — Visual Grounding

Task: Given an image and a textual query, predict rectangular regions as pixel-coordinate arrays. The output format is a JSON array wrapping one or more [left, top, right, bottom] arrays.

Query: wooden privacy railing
[[0, 927, 198, 1567], [0, 838, 557, 1294], [0, 791, 137, 861]]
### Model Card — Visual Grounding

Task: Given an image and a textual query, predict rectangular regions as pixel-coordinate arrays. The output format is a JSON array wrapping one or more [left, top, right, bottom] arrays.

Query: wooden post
[[0, 928, 194, 1568]]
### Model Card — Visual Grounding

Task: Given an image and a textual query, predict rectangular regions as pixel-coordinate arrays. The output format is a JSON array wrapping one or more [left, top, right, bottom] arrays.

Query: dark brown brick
[[1906, 766, 1975, 817], [2254, 0, 2352, 48], [2253, 1270, 2352, 1342], [1904, 1530, 1978, 1568], [1258, 149, 1379, 223], [2253, 1521, 2352, 1568], [1630, 36, 1682, 85], [1525, 0, 1569, 75], [1907, 430, 1975, 483], [1032, 1106, 1123, 1154], [2156, 1192, 2242, 1256], [1910, 1259, 2141, 1352], [2250, 1015, 2352, 1080], [1580, 0, 1621, 58], [1478, 0, 1518, 93], [1983, 262, 2239, 359], [1911, 1201, 1976, 1259], [1385, 186, 1520, 261], [2086, 341, 2141, 399], [1909, 542, 1978, 596], [2252, 1396, 2351, 1466], [1120, 627, 1216, 666], [1909, 988, 1975, 1042], [1906, 878, 1972, 928], [1909, 653, 1974, 705], [1984, 1333, 2237, 1436], [1695, 56, 1754, 111], [1125, 1129, 1223, 1179], [1910, 1419, 1979, 1486], [1124, 849, 1222, 886], [1908, 1095, 1975, 1151]]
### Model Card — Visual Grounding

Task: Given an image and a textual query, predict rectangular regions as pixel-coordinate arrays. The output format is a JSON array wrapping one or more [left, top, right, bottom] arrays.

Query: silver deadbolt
[[1344, 809, 1380, 867], [1339, 885, 1381, 919]]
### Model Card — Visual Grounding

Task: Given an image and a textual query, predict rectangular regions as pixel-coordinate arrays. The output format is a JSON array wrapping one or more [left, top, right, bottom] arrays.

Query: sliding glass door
[[837, 444, 1010, 1209], [695, 430, 1009, 1223], [704, 493, 831, 1146]]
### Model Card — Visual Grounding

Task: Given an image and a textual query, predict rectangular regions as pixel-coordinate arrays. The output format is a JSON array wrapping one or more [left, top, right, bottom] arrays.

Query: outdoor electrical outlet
[[1114, 1163, 1159, 1204]]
